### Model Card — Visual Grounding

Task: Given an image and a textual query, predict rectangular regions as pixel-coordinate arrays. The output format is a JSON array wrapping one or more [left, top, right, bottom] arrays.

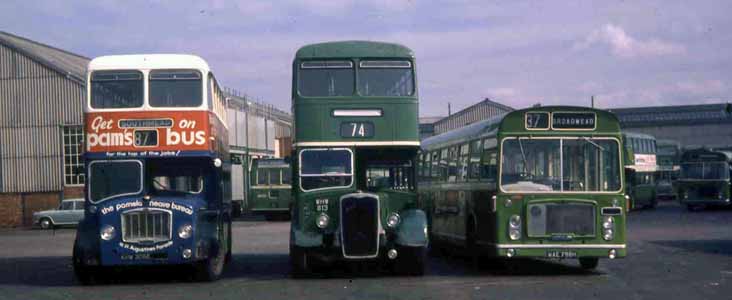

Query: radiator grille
[[340, 195, 379, 258], [527, 203, 595, 237], [122, 209, 172, 243]]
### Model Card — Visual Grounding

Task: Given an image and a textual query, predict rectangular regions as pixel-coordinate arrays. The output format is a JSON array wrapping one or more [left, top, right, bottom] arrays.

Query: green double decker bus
[[289, 41, 428, 275], [248, 158, 292, 220], [622, 132, 659, 209], [678, 148, 732, 210], [419, 106, 627, 269]]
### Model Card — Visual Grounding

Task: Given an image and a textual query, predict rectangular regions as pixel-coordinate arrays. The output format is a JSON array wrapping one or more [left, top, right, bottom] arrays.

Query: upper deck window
[[90, 71, 144, 109], [358, 60, 414, 97], [298, 60, 354, 97], [149, 70, 203, 107]]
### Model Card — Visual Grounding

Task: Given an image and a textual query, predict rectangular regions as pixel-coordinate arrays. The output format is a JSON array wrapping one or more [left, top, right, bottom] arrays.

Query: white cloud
[[574, 24, 685, 58]]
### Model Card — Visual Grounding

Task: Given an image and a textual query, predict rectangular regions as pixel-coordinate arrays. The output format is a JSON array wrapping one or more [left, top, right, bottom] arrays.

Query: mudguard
[[73, 217, 100, 264], [394, 209, 429, 247], [291, 226, 323, 247]]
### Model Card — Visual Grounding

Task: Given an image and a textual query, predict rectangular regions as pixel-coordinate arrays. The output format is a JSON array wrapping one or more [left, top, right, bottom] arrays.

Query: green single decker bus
[[677, 148, 732, 210], [655, 139, 682, 201], [289, 41, 428, 275], [419, 106, 627, 269], [622, 132, 659, 209], [249, 158, 292, 220]]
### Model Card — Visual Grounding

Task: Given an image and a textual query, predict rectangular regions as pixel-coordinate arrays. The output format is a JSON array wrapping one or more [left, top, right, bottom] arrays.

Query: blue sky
[[2, 0, 731, 116]]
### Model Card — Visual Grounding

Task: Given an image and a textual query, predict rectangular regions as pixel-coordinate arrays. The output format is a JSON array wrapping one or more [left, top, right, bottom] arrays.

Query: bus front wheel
[[194, 243, 226, 281], [289, 245, 312, 277], [579, 257, 599, 270], [394, 246, 426, 276]]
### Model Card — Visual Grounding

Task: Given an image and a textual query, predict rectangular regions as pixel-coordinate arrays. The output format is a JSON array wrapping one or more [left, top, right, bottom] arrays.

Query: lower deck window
[[299, 148, 353, 191]]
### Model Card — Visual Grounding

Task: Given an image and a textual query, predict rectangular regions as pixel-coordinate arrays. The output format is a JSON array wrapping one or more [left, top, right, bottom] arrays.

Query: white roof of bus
[[88, 54, 210, 72]]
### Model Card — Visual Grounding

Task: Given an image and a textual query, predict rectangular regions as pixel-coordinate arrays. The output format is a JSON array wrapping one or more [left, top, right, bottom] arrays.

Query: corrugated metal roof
[[0, 31, 89, 84]]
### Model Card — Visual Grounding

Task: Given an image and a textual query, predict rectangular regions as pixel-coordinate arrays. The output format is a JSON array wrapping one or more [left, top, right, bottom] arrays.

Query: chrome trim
[[295, 141, 420, 147], [120, 208, 172, 243], [495, 243, 626, 249], [339, 193, 381, 259]]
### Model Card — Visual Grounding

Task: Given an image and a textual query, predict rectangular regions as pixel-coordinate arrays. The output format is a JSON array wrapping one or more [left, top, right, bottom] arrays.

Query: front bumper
[[493, 244, 627, 259]]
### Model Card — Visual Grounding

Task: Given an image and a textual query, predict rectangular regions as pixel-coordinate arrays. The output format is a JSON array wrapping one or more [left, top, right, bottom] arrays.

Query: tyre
[[394, 246, 426, 276], [72, 245, 95, 285], [194, 242, 226, 281], [225, 222, 233, 263], [289, 245, 312, 278], [579, 257, 599, 270], [39, 218, 53, 230]]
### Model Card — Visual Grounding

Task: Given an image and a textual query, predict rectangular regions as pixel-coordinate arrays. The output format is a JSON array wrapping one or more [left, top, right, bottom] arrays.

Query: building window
[[63, 125, 85, 186]]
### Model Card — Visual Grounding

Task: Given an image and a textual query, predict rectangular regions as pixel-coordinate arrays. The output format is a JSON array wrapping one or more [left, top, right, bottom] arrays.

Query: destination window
[[298, 60, 354, 97], [299, 148, 353, 191], [63, 125, 85, 186], [357, 60, 414, 97], [90, 70, 143, 109], [149, 70, 203, 107]]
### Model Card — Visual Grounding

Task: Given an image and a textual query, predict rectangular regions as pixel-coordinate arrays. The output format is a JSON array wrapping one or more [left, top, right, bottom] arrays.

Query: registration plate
[[120, 253, 167, 260], [546, 250, 577, 259]]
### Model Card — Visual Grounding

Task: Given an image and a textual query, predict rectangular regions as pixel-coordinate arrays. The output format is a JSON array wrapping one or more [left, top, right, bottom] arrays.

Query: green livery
[[418, 106, 627, 269], [622, 132, 659, 209], [290, 41, 427, 275], [248, 158, 292, 220], [677, 148, 732, 210], [656, 139, 682, 201]]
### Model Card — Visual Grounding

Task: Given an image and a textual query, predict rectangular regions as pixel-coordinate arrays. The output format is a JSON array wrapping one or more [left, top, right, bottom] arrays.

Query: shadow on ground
[[650, 239, 732, 257]]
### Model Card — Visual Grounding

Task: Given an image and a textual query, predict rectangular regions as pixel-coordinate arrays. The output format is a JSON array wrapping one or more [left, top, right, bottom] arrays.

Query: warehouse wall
[[0, 43, 85, 227]]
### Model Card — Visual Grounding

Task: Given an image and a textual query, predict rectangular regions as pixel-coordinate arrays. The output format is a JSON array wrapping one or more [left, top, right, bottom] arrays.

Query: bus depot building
[[0, 31, 291, 228]]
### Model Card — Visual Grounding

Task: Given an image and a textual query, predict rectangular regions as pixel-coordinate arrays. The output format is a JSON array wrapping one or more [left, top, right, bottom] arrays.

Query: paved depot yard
[[0, 202, 731, 300]]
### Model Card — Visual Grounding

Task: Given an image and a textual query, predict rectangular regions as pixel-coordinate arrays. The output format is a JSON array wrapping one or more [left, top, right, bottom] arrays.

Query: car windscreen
[[357, 60, 414, 96], [89, 161, 142, 202], [149, 70, 203, 107], [90, 70, 144, 109], [298, 60, 354, 97]]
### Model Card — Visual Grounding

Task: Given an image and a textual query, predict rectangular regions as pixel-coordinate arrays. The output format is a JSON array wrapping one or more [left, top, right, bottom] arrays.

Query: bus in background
[[73, 54, 232, 283], [290, 41, 428, 276], [248, 158, 292, 220], [419, 107, 626, 270], [656, 139, 682, 201], [677, 148, 732, 210], [622, 132, 659, 209]]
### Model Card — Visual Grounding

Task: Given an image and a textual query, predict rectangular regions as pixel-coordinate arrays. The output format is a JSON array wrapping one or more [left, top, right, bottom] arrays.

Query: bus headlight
[[602, 216, 614, 229], [508, 215, 521, 240], [386, 213, 401, 228], [509, 228, 521, 240], [316, 213, 330, 229], [509, 215, 521, 228], [100, 225, 115, 241], [603, 228, 614, 241], [178, 224, 193, 239]]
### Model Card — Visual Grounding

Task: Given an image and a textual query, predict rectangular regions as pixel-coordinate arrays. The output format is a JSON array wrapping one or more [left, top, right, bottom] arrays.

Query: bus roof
[[622, 131, 656, 140], [421, 106, 620, 151], [88, 54, 210, 72], [682, 148, 732, 162], [295, 41, 414, 59]]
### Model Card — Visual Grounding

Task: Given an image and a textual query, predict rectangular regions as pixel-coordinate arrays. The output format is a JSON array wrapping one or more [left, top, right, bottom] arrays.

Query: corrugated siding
[[0, 44, 84, 193]]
